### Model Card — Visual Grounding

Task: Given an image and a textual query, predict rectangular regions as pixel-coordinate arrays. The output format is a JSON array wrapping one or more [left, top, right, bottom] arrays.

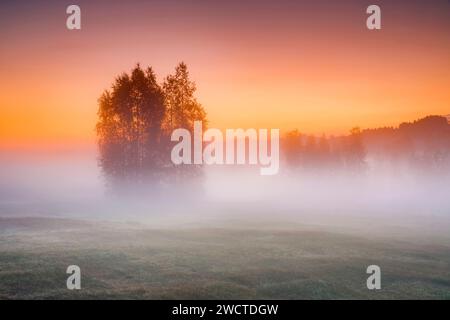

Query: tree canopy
[[97, 63, 207, 190]]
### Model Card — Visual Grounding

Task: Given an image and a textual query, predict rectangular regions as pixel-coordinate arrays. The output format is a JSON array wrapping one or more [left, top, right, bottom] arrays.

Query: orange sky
[[1, 0, 449, 150]]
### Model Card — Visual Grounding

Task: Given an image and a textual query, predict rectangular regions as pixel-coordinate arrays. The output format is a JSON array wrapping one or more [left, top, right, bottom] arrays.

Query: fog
[[1, 147, 449, 240]]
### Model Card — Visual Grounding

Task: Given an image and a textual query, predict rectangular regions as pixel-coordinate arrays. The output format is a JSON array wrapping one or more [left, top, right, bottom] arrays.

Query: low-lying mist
[[1, 146, 449, 241]]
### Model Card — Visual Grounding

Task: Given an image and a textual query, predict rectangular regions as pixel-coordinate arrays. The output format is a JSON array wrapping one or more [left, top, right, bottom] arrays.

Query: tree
[[283, 129, 303, 168], [317, 134, 331, 166], [96, 62, 208, 192], [303, 135, 317, 167], [344, 127, 366, 171], [163, 62, 207, 133], [162, 62, 207, 182], [96, 64, 166, 188]]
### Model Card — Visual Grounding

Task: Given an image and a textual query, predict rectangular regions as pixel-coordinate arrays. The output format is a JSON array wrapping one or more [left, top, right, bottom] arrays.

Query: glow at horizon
[[0, 0, 449, 149]]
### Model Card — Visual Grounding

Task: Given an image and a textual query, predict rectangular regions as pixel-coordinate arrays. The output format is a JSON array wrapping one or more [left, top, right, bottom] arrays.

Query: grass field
[[0, 213, 449, 299]]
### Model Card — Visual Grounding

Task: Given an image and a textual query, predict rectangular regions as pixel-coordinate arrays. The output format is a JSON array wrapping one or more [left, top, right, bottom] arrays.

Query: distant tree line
[[361, 116, 450, 171], [281, 116, 450, 174], [282, 127, 366, 173]]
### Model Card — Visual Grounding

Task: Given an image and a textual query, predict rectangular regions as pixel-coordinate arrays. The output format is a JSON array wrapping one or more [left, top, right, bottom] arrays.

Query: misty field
[[0, 212, 449, 300]]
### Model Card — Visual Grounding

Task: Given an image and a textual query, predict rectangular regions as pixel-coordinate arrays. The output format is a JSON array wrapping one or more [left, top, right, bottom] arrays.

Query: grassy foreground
[[0, 216, 449, 299]]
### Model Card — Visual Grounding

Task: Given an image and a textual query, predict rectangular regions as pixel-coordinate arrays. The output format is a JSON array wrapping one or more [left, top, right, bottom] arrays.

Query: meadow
[[0, 210, 449, 300]]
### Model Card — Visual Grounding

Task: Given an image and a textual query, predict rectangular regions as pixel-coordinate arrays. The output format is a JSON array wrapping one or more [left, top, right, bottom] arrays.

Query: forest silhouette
[[97, 63, 450, 191], [282, 115, 450, 174]]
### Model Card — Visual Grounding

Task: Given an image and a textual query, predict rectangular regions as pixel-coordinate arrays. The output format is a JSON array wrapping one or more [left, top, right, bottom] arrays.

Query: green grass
[[0, 217, 449, 299]]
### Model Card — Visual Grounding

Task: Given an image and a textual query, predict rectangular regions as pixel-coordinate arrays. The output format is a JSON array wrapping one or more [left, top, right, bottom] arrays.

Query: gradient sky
[[0, 0, 449, 149]]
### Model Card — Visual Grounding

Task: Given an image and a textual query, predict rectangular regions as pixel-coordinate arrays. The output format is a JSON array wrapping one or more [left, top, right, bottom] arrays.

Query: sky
[[0, 0, 449, 150]]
